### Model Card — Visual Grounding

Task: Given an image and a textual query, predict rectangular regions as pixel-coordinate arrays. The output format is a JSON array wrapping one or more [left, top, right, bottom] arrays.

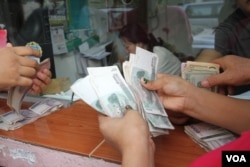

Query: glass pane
[[0, 0, 241, 86]]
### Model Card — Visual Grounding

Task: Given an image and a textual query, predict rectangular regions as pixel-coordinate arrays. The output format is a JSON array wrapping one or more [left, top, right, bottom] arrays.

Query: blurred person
[[195, 0, 250, 94], [196, 0, 250, 61], [119, 23, 181, 75]]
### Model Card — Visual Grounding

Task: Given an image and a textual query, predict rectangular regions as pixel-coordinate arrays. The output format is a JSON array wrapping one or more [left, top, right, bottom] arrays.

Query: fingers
[[140, 74, 169, 91], [29, 84, 42, 95], [201, 74, 226, 88], [29, 69, 52, 95], [36, 69, 52, 85], [15, 76, 34, 87], [19, 56, 39, 69], [19, 65, 37, 78], [98, 114, 117, 133], [13, 46, 41, 58]]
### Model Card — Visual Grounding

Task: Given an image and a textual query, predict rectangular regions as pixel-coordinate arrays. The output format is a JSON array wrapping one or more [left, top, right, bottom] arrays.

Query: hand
[[98, 109, 152, 153], [141, 74, 196, 125], [0, 46, 40, 89], [98, 109, 155, 167], [29, 68, 52, 95], [201, 55, 250, 94]]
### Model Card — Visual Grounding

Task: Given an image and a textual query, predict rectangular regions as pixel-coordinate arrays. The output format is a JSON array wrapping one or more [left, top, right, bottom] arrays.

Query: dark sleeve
[[214, 24, 233, 56]]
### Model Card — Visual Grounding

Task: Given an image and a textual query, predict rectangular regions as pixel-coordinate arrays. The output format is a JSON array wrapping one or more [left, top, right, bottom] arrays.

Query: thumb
[[201, 74, 225, 88], [140, 77, 162, 91]]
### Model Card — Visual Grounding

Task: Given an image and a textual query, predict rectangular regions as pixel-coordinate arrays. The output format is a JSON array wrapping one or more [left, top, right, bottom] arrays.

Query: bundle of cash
[[71, 47, 174, 137], [7, 42, 51, 114], [184, 122, 237, 151], [0, 98, 63, 131], [181, 61, 220, 92]]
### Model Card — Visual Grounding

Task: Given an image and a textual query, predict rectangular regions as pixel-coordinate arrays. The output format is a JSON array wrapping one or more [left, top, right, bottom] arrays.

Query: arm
[[195, 49, 223, 62], [98, 110, 155, 167], [186, 87, 250, 134], [142, 74, 250, 134], [122, 135, 154, 167]]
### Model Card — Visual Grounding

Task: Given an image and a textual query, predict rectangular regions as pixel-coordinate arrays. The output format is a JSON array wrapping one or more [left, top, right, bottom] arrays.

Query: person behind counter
[[119, 23, 181, 75]]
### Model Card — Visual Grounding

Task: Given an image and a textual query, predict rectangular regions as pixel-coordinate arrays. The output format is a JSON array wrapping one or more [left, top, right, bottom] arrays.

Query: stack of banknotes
[[184, 122, 237, 151], [71, 47, 174, 137], [181, 61, 220, 92], [7, 58, 51, 114], [0, 98, 64, 131], [7, 42, 51, 114], [181, 61, 237, 150]]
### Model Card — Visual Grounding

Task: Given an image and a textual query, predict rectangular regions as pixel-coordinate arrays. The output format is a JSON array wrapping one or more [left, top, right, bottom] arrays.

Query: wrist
[[122, 137, 154, 167], [183, 87, 205, 117]]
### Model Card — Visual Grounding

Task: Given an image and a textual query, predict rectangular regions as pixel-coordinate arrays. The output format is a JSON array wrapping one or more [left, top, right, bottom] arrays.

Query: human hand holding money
[[7, 42, 51, 114], [181, 61, 220, 92], [71, 47, 174, 137]]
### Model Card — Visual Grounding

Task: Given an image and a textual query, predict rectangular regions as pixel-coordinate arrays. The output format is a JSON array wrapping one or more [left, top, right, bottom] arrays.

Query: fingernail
[[143, 78, 149, 84], [201, 80, 209, 88], [125, 105, 133, 110]]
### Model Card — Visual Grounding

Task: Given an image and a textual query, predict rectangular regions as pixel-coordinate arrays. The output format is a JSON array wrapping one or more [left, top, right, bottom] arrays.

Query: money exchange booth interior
[[0, 0, 227, 99], [0, 0, 240, 166]]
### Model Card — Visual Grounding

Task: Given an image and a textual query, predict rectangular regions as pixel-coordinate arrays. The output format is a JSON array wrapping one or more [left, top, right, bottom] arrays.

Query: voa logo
[[222, 151, 250, 167], [226, 154, 246, 162]]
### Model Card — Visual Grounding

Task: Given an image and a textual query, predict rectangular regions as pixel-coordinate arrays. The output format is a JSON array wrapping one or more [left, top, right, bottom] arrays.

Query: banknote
[[0, 98, 63, 131], [29, 98, 63, 115], [70, 76, 104, 114], [123, 47, 174, 133], [7, 58, 51, 114], [184, 122, 237, 151], [87, 66, 138, 117], [0, 111, 25, 125], [181, 61, 220, 92], [71, 47, 174, 137]]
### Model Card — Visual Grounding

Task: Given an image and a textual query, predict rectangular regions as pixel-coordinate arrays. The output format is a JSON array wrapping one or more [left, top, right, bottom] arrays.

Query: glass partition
[[2, 0, 243, 98]]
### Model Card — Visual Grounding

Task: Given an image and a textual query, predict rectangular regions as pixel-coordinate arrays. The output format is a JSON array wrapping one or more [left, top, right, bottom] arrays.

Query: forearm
[[122, 139, 154, 167], [195, 49, 222, 62], [184, 89, 250, 134]]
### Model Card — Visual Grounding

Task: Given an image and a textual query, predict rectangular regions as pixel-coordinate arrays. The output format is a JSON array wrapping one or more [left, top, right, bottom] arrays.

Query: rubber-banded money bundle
[[26, 41, 42, 63], [26, 41, 42, 55]]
